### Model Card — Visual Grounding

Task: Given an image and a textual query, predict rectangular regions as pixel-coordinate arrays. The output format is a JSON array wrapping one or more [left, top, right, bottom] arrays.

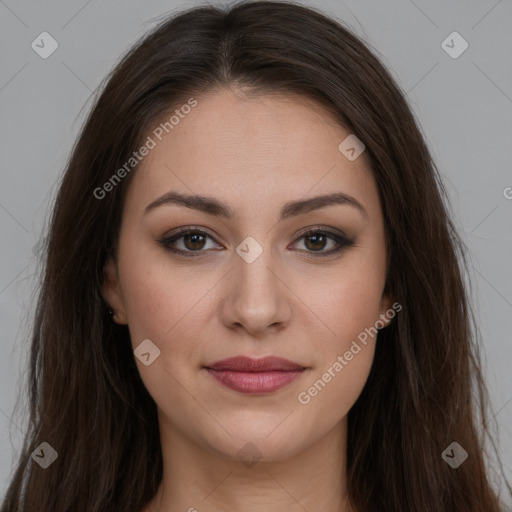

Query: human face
[[102, 87, 392, 461]]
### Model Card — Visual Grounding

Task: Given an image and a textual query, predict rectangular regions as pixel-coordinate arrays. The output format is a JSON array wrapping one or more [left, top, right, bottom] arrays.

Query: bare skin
[[102, 86, 392, 512]]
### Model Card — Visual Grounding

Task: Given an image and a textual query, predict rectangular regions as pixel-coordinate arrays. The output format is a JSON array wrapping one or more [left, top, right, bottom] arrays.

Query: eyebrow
[[144, 190, 368, 220]]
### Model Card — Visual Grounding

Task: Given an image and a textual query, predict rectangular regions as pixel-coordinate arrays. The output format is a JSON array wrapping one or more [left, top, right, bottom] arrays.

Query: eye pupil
[[305, 234, 326, 251], [184, 233, 206, 250]]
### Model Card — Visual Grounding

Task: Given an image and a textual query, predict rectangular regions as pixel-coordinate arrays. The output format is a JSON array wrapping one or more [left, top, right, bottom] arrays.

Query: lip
[[206, 356, 305, 372], [204, 356, 307, 394]]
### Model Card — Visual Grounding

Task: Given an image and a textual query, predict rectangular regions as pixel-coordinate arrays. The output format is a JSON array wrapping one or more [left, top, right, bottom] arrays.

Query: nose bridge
[[225, 234, 290, 331], [234, 234, 279, 301]]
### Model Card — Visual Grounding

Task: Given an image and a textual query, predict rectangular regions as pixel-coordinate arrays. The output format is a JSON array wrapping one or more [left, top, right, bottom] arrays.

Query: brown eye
[[303, 233, 329, 251], [182, 232, 207, 251], [158, 229, 222, 257], [292, 229, 354, 257]]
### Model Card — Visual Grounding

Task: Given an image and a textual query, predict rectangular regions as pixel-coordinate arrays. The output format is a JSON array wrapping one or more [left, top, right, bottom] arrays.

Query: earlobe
[[377, 293, 396, 329], [101, 257, 127, 324]]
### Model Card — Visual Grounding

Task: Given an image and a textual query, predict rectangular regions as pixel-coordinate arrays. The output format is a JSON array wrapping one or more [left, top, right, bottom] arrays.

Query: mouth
[[203, 356, 308, 394]]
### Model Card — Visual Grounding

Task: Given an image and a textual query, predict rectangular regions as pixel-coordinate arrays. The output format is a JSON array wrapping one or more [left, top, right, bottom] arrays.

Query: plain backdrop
[[1, 0, 511, 504]]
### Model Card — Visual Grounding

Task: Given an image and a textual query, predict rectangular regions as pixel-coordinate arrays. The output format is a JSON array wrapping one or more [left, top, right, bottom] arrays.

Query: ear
[[101, 256, 128, 324], [377, 292, 396, 329]]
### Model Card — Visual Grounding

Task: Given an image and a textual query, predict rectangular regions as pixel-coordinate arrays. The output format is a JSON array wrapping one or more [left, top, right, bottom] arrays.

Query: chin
[[196, 414, 316, 463]]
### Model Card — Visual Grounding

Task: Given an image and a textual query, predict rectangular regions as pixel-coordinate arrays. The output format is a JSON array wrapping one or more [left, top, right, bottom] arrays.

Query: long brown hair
[[2, 1, 510, 511]]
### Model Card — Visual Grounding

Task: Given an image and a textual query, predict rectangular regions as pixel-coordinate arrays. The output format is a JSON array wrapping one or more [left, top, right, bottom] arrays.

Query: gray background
[[1, 0, 511, 503]]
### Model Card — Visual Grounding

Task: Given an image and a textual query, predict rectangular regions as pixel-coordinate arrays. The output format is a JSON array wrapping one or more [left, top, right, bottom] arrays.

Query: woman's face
[[103, 87, 392, 461]]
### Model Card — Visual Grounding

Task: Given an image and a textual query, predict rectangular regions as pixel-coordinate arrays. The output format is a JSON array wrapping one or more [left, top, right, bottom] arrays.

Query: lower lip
[[205, 369, 305, 394]]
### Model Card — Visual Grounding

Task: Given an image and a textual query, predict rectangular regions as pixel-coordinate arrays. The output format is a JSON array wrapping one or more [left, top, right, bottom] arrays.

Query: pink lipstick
[[204, 356, 307, 394]]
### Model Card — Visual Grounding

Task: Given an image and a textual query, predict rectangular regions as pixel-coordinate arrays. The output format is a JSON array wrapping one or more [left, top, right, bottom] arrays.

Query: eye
[[290, 228, 354, 257], [158, 228, 221, 257]]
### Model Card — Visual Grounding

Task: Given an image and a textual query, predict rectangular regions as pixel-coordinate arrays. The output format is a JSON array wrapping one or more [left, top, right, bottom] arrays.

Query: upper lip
[[204, 356, 305, 372]]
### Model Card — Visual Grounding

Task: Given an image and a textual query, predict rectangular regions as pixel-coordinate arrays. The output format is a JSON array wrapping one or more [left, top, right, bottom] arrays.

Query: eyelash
[[157, 226, 354, 258]]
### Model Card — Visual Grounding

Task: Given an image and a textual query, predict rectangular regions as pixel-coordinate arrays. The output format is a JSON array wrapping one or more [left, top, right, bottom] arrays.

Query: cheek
[[296, 280, 381, 424], [297, 343, 375, 437], [295, 253, 385, 414], [118, 236, 206, 344], [117, 250, 210, 429], [117, 240, 222, 403], [305, 259, 386, 350]]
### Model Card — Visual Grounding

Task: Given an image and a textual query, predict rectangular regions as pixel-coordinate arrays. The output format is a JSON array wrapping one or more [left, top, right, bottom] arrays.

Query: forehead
[[123, 87, 380, 222]]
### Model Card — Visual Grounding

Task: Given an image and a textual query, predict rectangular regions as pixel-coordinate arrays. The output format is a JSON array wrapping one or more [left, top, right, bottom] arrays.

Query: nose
[[219, 242, 292, 337]]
